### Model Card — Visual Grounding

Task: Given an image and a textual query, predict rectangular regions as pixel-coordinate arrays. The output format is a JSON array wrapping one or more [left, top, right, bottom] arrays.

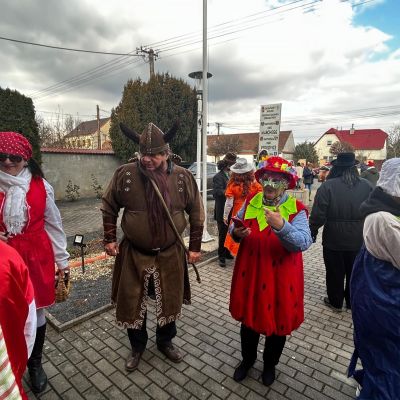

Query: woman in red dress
[[0, 131, 69, 394], [229, 156, 312, 386]]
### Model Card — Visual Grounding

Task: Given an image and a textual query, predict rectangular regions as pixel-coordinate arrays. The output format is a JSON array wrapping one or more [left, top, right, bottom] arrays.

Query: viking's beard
[[140, 161, 171, 244]]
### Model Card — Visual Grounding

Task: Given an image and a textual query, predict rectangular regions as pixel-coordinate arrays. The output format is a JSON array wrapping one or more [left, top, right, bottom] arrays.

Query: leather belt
[[130, 242, 175, 256]]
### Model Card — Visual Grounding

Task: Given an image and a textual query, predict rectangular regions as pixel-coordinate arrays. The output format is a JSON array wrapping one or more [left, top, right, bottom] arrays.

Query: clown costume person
[[229, 156, 312, 386], [0, 131, 69, 394]]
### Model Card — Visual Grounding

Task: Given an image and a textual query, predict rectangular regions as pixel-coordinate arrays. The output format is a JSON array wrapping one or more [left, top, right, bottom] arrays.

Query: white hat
[[376, 158, 400, 197], [230, 158, 254, 174]]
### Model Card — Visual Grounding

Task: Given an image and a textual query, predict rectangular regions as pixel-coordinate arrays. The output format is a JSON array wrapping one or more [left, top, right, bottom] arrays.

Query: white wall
[[314, 133, 338, 161]]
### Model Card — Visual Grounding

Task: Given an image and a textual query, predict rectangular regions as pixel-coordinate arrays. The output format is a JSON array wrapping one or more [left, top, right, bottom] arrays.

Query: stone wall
[[41, 149, 122, 200]]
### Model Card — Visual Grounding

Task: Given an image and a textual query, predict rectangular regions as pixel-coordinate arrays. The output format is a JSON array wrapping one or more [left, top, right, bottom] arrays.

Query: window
[[327, 140, 332, 146]]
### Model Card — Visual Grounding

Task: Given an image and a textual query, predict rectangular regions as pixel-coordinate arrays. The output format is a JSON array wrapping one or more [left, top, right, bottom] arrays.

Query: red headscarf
[[0, 132, 32, 160]]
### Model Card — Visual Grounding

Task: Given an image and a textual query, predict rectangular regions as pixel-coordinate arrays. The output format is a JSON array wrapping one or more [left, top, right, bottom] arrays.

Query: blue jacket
[[349, 246, 400, 400]]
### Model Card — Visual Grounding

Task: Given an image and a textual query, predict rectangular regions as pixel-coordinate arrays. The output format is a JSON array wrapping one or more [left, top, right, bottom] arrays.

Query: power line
[[36, 109, 96, 118], [28, 0, 377, 101], [0, 35, 143, 56], [32, 58, 144, 101], [30, 0, 323, 100], [211, 104, 400, 129]]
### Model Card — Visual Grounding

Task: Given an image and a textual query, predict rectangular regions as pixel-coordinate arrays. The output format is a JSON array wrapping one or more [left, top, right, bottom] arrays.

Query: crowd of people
[[1, 127, 399, 399]]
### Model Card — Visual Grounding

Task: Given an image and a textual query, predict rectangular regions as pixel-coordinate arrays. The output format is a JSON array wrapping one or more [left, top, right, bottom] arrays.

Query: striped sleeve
[[0, 326, 22, 400]]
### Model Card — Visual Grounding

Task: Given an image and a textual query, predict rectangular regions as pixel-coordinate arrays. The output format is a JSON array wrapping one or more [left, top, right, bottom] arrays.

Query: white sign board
[[259, 103, 282, 156]]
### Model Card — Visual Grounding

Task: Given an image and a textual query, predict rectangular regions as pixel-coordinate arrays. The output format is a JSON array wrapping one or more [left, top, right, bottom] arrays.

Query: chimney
[[350, 123, 355, 135]]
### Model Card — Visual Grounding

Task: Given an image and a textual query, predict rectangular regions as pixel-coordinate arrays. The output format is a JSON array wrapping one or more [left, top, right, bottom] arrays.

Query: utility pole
[[136, 46, 159, 78], [215, 122, 222, 135], [96, 105, 101, 149]]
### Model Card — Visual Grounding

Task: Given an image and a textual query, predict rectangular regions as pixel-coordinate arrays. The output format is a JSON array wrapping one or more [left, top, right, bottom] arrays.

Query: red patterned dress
[[230, 193, 308, 336]]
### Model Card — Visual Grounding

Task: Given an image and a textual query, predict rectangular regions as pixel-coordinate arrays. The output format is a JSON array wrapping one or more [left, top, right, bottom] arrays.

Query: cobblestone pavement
[[24, 233, 357, 400], [57, 198, 106, 240], [58, 184, 319, 243], [57, 198, 218, 243]]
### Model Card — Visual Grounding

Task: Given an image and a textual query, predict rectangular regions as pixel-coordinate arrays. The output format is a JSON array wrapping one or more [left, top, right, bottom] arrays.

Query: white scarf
[[0, 167, 32, 235]]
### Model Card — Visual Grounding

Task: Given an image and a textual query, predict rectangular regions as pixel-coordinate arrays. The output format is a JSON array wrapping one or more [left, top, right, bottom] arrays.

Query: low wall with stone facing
[[41, 149, 122, 200]]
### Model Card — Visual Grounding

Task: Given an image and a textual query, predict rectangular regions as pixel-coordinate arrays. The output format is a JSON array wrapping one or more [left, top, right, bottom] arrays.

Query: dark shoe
[[28, 360, 48, 393], [219, 258, 226, 267], [225, 253, 234, 260], [324, 297, 342, 312], [261, 366, 276, 386], [28, 324, 48, 393], [157, 343, 183, 363], [125, 349, 143, 372], [233, 360, 254, 382]]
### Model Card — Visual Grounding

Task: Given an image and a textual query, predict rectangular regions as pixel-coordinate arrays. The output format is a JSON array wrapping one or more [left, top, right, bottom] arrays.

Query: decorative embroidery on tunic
[[139, 266, 156, 320], [153, 270, 163, 317], [158, 312, 182, 327], [114, 262, 183, 329]]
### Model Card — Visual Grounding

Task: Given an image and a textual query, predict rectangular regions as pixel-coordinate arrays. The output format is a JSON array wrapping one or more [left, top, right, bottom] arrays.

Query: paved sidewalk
[[25, 235, 357, 400], [57, 198, 106, 241], [57, 198, 218, 245]]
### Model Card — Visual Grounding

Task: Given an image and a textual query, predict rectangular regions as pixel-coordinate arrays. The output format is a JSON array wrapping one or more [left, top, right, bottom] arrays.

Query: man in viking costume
[[101, 121, 204, 372]]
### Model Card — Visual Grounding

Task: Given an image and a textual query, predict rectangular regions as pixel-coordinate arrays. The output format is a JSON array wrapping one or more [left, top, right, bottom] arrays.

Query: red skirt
[[230, 218, 304, 336], [9, 230, 55, 308]]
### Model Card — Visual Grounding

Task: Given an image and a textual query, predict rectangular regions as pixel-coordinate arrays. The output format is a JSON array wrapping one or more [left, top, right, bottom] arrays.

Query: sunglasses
[[0, 153, 24, 163]]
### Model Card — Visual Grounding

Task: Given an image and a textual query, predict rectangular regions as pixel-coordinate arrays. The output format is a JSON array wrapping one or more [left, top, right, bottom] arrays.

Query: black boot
[[28, 324, 48, 393], [233, 360, 254, 382]]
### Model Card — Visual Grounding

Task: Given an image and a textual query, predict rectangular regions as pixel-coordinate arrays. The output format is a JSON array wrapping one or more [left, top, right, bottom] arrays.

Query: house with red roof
[[207, 131, 295, 163], [314, 126, 388, 168]]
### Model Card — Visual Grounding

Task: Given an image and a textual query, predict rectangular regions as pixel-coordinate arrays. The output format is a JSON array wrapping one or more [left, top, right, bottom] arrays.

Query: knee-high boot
[[27, 324, 48, 393]]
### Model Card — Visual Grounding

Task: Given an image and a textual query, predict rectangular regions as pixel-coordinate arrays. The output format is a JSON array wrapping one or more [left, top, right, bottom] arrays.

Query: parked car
[[188, 162, 218, 196]]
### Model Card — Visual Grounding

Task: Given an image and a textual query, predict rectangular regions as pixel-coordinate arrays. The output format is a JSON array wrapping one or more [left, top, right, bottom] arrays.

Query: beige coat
[[102, 162, 204, 328]]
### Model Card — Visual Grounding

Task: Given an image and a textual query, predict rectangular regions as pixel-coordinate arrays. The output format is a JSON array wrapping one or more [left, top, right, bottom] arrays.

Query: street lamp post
[[188, 71, 213, 242], [188, 71, 212, 189], [201, 0, 213, 242], [187, 0, 213, 243]]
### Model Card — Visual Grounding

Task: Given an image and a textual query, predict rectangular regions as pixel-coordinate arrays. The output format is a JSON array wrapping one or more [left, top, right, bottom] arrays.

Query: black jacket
[[309, 177, 373, 251], [303, 167, 314, 184], [213, 170, 229, 222], [359, 186, 400, 218]]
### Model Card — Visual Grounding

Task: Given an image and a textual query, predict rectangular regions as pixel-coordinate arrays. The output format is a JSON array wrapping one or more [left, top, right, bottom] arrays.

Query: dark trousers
[[240, 324, 286, 368], [127, 313, 177, 353], [323, 247, 359, 309], [217, 220, 229, 259]]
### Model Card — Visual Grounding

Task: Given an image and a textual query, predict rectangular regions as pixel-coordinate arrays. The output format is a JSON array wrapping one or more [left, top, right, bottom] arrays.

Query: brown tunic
[[101, 162, 204, 328]]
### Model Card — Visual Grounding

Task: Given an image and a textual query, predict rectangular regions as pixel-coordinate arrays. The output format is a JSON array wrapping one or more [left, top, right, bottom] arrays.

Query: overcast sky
[[1, 0, 399, 142]]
